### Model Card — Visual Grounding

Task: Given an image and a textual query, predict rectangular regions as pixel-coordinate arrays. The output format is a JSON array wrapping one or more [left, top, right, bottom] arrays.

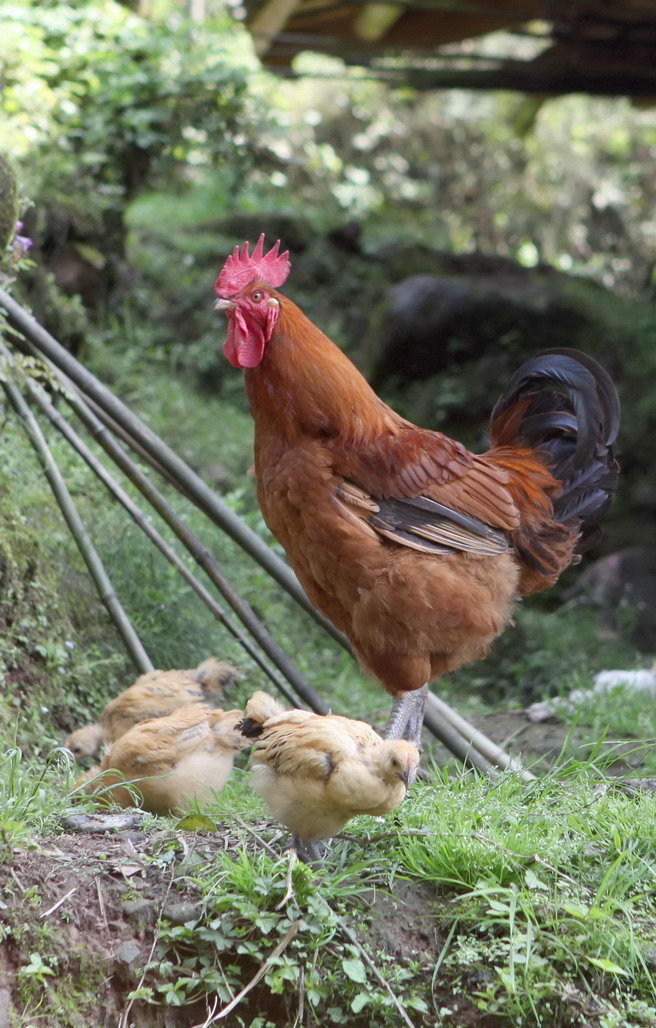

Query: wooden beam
[[249, 0, 303, 55], [377, 56, 656, 97], [354, 3, 404, 42]]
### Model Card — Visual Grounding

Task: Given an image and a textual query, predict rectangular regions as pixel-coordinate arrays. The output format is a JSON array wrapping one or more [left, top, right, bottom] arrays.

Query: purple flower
[[13, 220, 33, 256]]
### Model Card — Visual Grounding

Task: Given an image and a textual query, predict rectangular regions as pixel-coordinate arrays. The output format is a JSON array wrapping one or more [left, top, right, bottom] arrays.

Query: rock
[[593, 669, 656, 691], [121, 899, 158, 929], [114, 940, 142, 967], [212, 212, 313, 254], [60, 811, 148, 834], [362, 260, 592, 390], [162, 901, 203, 926], [566, 547, 656, 651], [612, 778, 656, 796], [525, 701, 559, 723]]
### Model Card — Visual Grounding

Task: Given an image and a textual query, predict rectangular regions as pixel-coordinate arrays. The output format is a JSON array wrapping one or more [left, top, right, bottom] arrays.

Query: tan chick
[[65, 657, 239, 761], [77, 704, 247, 815], [238, 691, 420, 862]]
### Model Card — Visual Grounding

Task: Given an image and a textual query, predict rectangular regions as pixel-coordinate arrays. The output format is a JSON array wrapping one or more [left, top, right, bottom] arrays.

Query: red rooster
[[214, 236, 619, 752]]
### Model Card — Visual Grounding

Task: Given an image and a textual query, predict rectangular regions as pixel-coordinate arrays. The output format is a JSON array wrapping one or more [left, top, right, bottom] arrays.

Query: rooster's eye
[[251, 290, 264, 302]]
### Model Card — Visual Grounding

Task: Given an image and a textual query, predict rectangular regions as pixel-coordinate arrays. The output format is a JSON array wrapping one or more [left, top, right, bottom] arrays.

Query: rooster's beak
[[214, 297, 237, 312]]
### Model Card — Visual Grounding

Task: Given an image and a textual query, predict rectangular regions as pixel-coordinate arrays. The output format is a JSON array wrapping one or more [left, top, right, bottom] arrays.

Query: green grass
[[2, 341, 656, 1025], [74, 766, 656, 1026]]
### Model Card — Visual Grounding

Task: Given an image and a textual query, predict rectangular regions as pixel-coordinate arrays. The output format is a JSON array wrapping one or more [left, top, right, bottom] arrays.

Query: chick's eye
[[251, 290, 264, 302]]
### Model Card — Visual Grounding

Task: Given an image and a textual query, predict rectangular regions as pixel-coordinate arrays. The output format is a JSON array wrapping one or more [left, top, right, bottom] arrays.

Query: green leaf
[[524, 869, 548, 891], [72, 242, 106, 269], [487, 899, 511, 914], [350, 992, 370, 1013], [176, 813, 217, 832], [586, 957, 630, 976], [342, 957, 367, 983]]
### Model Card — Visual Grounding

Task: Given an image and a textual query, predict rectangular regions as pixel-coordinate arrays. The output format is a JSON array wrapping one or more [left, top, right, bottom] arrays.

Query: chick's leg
[[383, 683, 428, 746], [292, 835, 326, 864]]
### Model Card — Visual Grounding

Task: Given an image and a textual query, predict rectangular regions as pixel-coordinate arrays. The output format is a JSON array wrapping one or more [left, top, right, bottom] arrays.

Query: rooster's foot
[[383, 684, 428, 747]]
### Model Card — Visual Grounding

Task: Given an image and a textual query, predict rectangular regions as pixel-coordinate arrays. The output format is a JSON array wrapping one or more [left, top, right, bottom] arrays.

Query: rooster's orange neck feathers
[[244, 293, 400, 446]]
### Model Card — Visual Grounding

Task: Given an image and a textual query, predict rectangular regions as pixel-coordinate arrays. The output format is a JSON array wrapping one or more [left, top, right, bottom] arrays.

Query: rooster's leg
[[292, 835, 326, 864], [383, 684, 428, 746], [384, 685, 537, 782]]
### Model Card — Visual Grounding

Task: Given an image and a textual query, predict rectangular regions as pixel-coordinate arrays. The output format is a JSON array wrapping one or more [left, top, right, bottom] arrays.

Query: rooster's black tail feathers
[[490, 348, 620, 552]]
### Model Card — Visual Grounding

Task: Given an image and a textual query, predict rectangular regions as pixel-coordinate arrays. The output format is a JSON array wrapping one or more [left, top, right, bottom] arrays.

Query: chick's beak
[[399, 759, 417, 787], [214, 297, 237, 312]]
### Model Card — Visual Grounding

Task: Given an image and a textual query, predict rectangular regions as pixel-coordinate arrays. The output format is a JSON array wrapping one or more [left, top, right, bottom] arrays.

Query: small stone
[[525, 701, 558, 723], [60, 812, 147, 834], [121, 899, 157, 928], [613, 778, 656, 796], [114, 940, 142, 966], [162, 901, 203, 926]]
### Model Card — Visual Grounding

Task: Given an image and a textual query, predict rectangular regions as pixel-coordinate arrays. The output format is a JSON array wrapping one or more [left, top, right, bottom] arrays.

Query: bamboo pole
[[0, 286, 346, 647], [0, 344, 153, 674], [25, 379, 307, 709], [63, 389, 329, 715], [422, 703, 497, 777], [13, 338, 329, 715], [427, 694, 536, 782], [1, 294, 533, 775]]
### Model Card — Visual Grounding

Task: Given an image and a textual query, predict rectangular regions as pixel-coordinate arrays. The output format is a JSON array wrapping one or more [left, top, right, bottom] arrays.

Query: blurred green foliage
[[0, 0, 259, 314]]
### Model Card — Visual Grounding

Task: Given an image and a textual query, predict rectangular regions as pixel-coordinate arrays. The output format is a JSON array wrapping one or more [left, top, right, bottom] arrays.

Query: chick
[[65, 722, 107, 761], [65, 657, 239, 761], [77, 704, 246, 815], [238, 691, 420, 861]]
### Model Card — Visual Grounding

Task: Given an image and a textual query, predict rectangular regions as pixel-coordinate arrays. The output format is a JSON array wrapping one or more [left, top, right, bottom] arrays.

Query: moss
[[0, 154, 19, 255], [0, 447, 128, 755]]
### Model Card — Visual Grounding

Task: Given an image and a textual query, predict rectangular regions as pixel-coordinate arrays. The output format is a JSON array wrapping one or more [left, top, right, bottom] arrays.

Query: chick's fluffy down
[[242, 691, 419, 840], [65, 657, 239, 761], [77, 704, 246, 816]]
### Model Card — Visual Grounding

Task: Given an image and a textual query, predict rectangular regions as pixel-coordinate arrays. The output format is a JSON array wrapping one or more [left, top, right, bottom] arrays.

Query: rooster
[[214, 236, 619, 753], [238, 691, 419, 861]]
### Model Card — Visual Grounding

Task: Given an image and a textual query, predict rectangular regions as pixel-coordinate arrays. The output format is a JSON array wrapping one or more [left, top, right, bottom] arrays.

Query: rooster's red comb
[[215, 234, 291, 296]]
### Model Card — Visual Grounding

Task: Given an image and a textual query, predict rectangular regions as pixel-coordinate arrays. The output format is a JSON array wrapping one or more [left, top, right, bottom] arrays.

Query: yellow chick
[[77, 704, 246, 815], [238, 691, 420, 861], [65, 722, 106, 761], [65, 657, 239, 760]]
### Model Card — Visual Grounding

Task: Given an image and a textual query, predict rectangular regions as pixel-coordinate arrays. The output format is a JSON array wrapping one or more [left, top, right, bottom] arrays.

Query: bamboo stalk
[[427, 694, 536, 782], [78, 392, 178, 489], [12, 337, 329, 715], [0, 286, 346, 646], [422, 704, 497, 776], [64, 389, 328, 714], [1, 294, 534, 776], [26, 379, 305, 709], [0, 344, 153, 674]]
